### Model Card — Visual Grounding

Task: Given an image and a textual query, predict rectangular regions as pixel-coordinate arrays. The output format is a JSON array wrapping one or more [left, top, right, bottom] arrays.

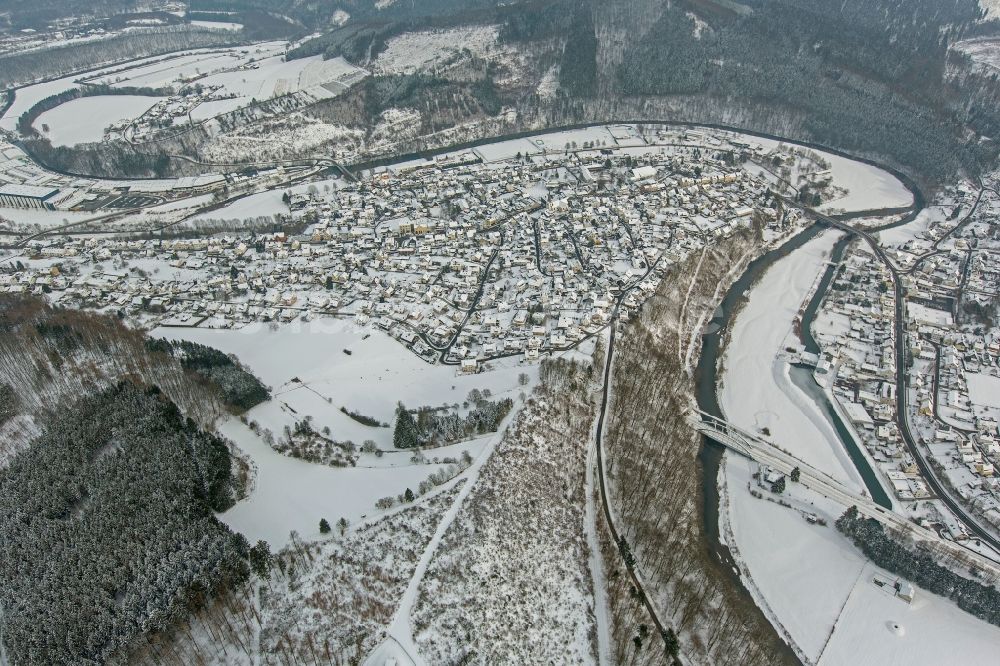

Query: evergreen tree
[[393, 402, 419, 449], [249, 540, 272, 580], [404, 488, 415, 502], [790, 466, 801, 482], [662, 627, 679, 658], [319, 518, 331, 534]]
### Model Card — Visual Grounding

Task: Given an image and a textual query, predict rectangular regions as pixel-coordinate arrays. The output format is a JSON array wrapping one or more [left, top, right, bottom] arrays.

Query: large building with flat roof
[[0, 184, 60, 209]]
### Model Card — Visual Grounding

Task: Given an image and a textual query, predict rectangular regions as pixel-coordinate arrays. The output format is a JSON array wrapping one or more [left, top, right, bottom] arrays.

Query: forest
[[412, 358, 600, 663], [599, 230, 794, 665], [393, 393, 513, 448], [616, 0, 992, 181], [0, 296, 227, 462], [0, 26, 238, 87], [146, 338, 271, 411], [0, 383, 251, 665], [4, 0, 1000, 186]]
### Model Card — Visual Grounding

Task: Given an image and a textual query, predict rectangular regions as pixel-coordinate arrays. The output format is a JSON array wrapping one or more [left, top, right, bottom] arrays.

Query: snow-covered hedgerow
[[411, 358, 599, 664], [257, 483, 463, 664]]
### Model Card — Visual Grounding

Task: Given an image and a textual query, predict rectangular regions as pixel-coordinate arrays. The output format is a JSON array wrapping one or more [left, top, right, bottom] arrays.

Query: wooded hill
[[0, 383, 252, 665], [0, 295, 274, 664]]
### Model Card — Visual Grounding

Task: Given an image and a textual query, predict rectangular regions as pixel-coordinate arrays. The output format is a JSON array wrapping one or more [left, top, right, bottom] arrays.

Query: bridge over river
[[689, 409, 1000, 578]]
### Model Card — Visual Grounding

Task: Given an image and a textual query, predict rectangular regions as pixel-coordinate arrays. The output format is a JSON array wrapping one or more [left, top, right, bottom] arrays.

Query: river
[[695, 224, 825, 586]]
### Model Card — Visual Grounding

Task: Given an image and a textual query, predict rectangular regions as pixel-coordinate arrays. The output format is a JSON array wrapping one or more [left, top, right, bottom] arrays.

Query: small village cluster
[[813, 182, 1000, 539], [810, 244, 931, 501], [2, 142, 791, 369], [907, 252, 1000, 534]]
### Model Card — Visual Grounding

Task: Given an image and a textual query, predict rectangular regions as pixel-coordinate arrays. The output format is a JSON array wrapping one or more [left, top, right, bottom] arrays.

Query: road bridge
[[689, 409, 1000, 576]]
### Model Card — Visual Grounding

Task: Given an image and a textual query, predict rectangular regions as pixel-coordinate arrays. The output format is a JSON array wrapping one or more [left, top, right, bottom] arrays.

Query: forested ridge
[[613, 0, 995, 181], [0, 27, 240, 88], [599, 231, 795, 664], [0, 296, 224, 461], [0, 383, 251, 665]]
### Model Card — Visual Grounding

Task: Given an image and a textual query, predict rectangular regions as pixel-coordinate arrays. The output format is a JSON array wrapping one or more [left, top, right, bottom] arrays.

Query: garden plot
[[197, 114, 364, 164], [966, 372, 1000, 422], [33, 95, 163, 146]]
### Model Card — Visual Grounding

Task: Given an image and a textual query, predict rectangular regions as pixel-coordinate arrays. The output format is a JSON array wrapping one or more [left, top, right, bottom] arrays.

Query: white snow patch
[[372, 26, 501, 76], [33, 95, 163, 146]]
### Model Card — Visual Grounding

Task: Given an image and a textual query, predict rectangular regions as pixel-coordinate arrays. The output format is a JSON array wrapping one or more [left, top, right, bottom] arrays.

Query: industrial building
[[0, 184, 60, 210]]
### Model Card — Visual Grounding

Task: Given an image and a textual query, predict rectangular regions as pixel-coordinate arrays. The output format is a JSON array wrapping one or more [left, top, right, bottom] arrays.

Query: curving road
[[804, 193, 1000, 555]]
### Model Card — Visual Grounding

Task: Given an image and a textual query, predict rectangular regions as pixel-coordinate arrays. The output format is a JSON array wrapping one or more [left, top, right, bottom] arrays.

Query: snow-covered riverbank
[[717, 231, 1000, 664]]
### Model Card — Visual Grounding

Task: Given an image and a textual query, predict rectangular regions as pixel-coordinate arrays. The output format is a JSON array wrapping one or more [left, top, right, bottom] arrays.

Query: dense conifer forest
[[0, 383, 251, 665]]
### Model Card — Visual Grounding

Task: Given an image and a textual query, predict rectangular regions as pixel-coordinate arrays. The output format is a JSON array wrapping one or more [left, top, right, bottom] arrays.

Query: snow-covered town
[[6, 3, 1000, 665], [2, 125, 804, 369]]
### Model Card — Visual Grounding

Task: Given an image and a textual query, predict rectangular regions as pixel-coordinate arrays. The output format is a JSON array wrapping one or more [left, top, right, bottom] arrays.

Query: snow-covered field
[[720, 230, 865, 487], [33, 95, 163, 146], [182, 176, 344, 225], [967, 372, 1000, 425], [98, 52, 243, 89], [190, 20, 242, 31], [815, 153, 913, 213], [188, 97, 246, 121], [154, 318, 537, 547], [748, 135, 913, 213], [954, 37, 1000, 71], [719, 232, 1000, 664], [722, 459, 1000, 665], [1, 71, 83, 132], [197, 54, 365, 102], [0, 207, 100, 230], [185, 189, 289, 223]]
